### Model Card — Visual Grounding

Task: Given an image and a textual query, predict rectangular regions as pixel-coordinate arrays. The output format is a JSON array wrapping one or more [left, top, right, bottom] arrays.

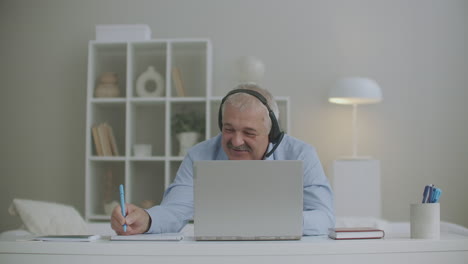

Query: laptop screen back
[[193, 160, 303, 240]]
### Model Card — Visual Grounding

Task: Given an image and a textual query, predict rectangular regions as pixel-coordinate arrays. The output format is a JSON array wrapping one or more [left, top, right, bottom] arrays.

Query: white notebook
[[111, 233, 183, 241]]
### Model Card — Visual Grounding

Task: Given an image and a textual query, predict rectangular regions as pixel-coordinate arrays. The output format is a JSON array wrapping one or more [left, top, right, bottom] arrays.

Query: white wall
[[1, 0, 467, 232]]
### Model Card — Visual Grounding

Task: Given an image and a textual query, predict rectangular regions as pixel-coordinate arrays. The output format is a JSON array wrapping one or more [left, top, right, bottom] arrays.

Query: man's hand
[[111, 203, 151, 235]]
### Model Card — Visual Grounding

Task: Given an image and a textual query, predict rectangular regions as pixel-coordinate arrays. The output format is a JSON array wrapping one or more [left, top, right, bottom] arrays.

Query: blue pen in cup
[[430, 188, 442, 203], [119, 184, 127, 232], [422, 185, 431, 203]]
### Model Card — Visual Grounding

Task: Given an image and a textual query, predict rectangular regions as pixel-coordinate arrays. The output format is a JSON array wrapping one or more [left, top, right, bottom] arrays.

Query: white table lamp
[[329, 77, 382, 159]]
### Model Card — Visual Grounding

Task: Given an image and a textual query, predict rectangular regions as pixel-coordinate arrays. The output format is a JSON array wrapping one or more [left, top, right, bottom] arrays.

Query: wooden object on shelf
[[91, 125, 104, 156], [172, 67, 186, 97], [106, 123, 119, 156], [97, 123, 113, 156]]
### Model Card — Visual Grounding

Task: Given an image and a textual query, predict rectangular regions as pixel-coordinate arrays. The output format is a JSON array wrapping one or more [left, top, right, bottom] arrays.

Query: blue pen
[[431, 188, 442, 203], [422, 185, 431, 203], [119, 184, 127, 232], [427, 184, 435, 203]]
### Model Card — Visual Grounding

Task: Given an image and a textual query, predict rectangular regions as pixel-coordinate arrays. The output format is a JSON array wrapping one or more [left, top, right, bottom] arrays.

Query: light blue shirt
[[146, 134, 335, 236]]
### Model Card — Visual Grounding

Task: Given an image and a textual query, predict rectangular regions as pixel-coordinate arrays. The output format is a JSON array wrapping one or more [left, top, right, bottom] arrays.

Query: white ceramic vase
[[136, 66, 165, 97], [176, 132, 199, 156]]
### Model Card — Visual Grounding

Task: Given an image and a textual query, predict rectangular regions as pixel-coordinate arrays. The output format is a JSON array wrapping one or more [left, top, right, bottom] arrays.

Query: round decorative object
[[95, 72, 120, 98], [99, 72, 118, 84], [95, 83, 120, 97], [136, 66, 165, 97], [237, 56, 266, 84]]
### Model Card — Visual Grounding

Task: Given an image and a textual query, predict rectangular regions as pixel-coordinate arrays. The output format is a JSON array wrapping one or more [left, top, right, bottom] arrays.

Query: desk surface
[[1, 233, 467, 264]]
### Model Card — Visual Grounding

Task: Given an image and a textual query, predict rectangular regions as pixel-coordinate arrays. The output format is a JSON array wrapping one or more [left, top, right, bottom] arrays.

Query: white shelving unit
[[85, 38, 290, 221]]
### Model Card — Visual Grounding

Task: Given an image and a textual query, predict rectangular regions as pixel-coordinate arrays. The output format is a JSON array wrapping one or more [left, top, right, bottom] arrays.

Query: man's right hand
[[111, 203, 151, 235]]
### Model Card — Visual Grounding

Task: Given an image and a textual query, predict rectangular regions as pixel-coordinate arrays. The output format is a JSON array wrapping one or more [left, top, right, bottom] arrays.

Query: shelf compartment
[[130, 42, 167, 98], [88, 160, 125, 217], [170, 101, 206, 156], [276, 98, 289, 133], [209, 100, 222, 139], [90, 42, 127, 98], [170, 42, 207, 97], [129, 161, 165, 208], [90, 103, 126, 156], [129, 101, 166, 157]]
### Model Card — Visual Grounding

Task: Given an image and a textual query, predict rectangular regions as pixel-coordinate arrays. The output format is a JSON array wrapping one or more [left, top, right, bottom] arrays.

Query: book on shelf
[[97, 123, 112, 156], [105, 123, 119, 156], [172, 67, 186, 97], [92, 122, 118, 156], [91, 125, 104, 156], [328, 227, 385, 240]]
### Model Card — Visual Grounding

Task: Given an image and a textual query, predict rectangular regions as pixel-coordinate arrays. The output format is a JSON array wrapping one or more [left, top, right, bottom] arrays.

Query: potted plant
[[172, 111, 205, 156]]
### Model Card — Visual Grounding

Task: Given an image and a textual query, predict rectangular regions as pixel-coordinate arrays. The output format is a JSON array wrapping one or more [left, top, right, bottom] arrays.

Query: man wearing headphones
[[111, 84, 335, 236]]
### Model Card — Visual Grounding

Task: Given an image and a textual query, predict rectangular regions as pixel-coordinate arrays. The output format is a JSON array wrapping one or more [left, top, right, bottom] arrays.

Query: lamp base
[[337, 155, 373, 160]]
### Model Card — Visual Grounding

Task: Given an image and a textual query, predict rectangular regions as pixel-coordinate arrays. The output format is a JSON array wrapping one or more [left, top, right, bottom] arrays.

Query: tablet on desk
[[34, 235, 101, 242]]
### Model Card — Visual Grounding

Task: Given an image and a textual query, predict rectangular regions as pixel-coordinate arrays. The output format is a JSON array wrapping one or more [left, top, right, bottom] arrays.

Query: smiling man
[[111, 84, 335, 236]]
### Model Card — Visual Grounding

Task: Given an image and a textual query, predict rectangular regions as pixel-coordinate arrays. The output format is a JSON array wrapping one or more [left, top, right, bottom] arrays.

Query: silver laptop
[[193, 160, 303, 241]]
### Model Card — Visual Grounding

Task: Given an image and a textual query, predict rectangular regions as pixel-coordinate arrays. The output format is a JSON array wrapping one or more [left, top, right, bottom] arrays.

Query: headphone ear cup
[[268, 111, 282, 143]]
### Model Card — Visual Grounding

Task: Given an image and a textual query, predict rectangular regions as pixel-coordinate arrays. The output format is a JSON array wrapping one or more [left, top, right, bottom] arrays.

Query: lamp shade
[[329, 77, 383, 105]]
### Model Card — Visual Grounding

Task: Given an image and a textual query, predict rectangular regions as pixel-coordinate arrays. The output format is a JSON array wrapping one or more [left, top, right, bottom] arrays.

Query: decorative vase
[[176, 132, 200, 156], [136, 66, 165, 97], [95, 72, 120, 97]]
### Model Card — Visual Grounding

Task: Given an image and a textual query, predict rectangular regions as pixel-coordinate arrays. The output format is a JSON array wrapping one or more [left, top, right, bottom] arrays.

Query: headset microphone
[[264, 132, 284, 158]]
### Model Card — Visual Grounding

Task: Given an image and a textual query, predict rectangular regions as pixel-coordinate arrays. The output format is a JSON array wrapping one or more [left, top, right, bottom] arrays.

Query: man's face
[[221, 103, 270, 160]]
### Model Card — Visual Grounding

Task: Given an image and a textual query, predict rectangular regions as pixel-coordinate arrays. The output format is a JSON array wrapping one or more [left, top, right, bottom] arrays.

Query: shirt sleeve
[[145, 154, 194, 234], [302, 148, 335, 235]]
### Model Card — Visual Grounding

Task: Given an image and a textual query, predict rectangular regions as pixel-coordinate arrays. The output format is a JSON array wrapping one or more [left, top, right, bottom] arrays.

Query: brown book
[[328, 227, 385, 240], [91, 125, 104, 156], [97, 123, 112, 156], [106, 123, 119, 156], [172, 67, 186, 97]]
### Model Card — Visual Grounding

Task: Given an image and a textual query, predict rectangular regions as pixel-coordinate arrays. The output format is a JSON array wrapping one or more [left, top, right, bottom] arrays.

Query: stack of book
[[91, 122, 119, 156]]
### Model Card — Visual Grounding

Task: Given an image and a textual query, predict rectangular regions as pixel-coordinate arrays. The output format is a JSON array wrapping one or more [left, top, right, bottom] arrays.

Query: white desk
[[1, 233, 467, 264]]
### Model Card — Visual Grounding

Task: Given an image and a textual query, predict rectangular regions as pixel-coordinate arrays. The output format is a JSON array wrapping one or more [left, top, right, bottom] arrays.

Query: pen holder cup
[[410, 203, 440, 239]]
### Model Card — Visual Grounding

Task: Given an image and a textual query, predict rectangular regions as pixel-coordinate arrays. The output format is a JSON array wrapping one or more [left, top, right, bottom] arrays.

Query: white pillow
[[9, 199, 89, 235]]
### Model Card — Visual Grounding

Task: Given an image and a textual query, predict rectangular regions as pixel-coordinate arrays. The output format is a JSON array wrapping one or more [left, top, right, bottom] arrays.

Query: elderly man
[[111, 84, 334, 236]]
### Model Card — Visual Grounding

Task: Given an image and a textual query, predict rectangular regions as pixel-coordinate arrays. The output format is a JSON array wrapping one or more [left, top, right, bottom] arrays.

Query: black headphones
[[218, 88, 285, 157]]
